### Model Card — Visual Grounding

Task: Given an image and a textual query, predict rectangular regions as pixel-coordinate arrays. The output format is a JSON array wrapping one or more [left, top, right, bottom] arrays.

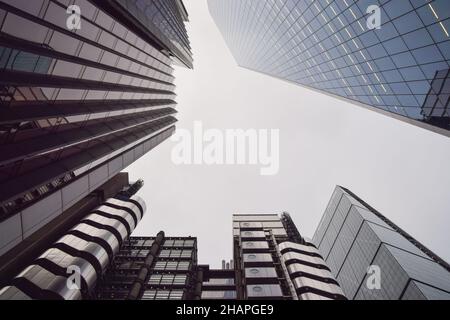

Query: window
[[154, 261, 191, 271], [201, 291, 237, 299], [142, 289, 184, 300], [203, 278, 235, 285]]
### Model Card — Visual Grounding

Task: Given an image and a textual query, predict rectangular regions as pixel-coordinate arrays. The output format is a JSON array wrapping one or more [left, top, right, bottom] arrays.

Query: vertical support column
[[193, 269, 204, 300], [126, 231, 165, 300]]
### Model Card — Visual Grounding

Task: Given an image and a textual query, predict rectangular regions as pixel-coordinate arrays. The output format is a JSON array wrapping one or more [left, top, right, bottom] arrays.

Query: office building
[[232, 213, 346, 300], [200, 262, 237, 300], [3, 201, 450, 300], [0, 172, 138, 288], [97, 236, 239, 300], [208, 0, 450, 136], [96, 235, 199, 300], [94, 213, 346, 301], [422, 67, 450, 127], [313, 186, 450, 300], [0, 176, 147, 299], [0, 0, 192, 257]]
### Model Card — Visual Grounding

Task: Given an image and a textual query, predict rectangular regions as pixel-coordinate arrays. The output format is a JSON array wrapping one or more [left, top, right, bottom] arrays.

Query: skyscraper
[[96, 235, 199, 300], [94, 213, 347, 300], [208, 0, 450, 136], [3, 203, 449, 300], [0, 0, 192, 256], [0, 171, 138, 288], [232, 213, 346, 300], [0, 176, 147, 300], [313, 186, 450, 300]]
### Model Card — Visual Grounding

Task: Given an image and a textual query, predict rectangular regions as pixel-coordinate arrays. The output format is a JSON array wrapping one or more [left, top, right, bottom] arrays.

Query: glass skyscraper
[[0, 0, 192, 257], [313, 186, 450, 299], [208, 0, 450, 136]]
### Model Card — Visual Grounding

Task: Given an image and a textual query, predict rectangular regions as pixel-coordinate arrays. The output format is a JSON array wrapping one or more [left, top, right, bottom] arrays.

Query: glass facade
[[0, 0, 192, 255], [208, 0, 450, 134], [312, 186, 450, 300], [111, 0, 193, 68]]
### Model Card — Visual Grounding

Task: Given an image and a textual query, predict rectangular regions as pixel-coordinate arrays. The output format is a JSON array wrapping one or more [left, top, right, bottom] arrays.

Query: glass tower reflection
[[208, 0, 450, 135], [0, 0, 192, 256], [313, 186, 450, 300]]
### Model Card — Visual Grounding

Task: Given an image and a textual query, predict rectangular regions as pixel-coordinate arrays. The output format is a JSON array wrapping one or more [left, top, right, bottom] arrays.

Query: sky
[[129, 0, 450, 268]]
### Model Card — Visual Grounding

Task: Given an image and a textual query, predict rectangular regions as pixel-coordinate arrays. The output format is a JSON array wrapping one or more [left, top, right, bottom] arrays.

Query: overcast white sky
[[129, 0, 450, 268]]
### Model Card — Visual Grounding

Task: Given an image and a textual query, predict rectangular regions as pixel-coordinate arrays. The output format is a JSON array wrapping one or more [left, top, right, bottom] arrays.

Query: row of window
[[142, 289, 184, 300], [159, 249, 193, 259], [154, 261, 191, 271], [148, 274, 188, 286], [163, 239, 196, 247], [124, 238, 196, 248]]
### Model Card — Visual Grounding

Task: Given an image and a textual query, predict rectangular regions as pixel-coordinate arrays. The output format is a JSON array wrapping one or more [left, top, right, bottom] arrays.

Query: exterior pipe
[[126, 231, 165, 300]]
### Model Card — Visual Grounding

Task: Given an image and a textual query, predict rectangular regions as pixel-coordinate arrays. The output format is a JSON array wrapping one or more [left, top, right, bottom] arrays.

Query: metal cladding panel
[[96, 205, 136, 231], [130, 195, 147, 217], [21, 191, 63, 239], [38, 248, 97, 289], [14, 265, 82, 300], [240, 231, 266, 239], [239, 222, 263, 229], [278, 241, 320, 255], [246, 284, 283, 298], [241, 241, 270, 251], [245, 267, 278, 279], [106, 197, 143, 221], [292, 277, 344, 297], [56, 235, 110, 271], [0, 286, 32, 300], [83, 213, 128, 241], [282, 252, 328, 268], [299, 292, 333, 301], [287, 263, 334, 280], [0, 213, 23, 257], [243, 253, 274, 264], [402, 281, 450, 300], [233, 214, 280, 222], [1, 174, 147, 301], [312, 186, 450, 299], [71, 223, 120, 255]]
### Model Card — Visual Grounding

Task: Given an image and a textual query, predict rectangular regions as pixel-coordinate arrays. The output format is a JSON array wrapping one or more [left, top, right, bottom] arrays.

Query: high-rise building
[[0, 176, 147, 299], [200, 262, 237, 300], [0, 0, 192, 256], [95, 213, 346, 301], [313, 186, 450, 300], [208, 0, 450, 136], [232, 213, 346, 300], [3, 201, 449, 300], [422, 67, 450, 127], [0, 172, 137, 288], [96, 235, 199, 300]]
